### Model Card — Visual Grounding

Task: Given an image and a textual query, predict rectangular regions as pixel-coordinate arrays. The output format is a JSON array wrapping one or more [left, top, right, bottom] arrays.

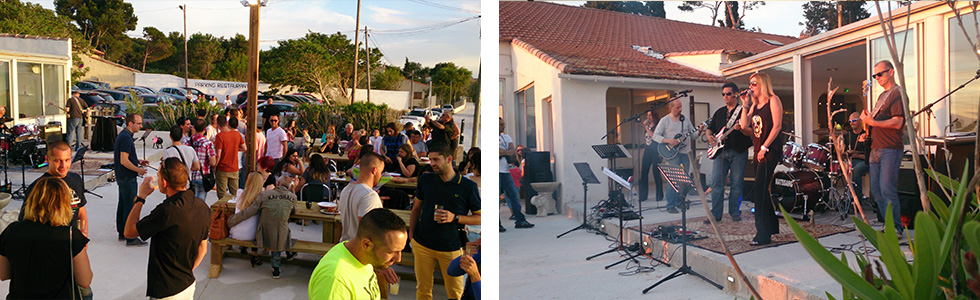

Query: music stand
[[586, 167, 636, 263], [137, 129, 151, 163], [73, 146, 102, 198], [557, 162, 601, 238], [642, 164, 721, 293]]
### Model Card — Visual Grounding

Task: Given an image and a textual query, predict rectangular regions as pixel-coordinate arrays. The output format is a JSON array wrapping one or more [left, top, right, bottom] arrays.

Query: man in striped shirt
[[190, 119, 217, 201]]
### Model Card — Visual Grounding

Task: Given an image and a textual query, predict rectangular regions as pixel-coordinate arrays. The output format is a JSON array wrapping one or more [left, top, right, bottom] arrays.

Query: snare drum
[[782, 142, 804, 168], [771, 169, 830, 213], [803, 143, 831, 171], [828, 160, 842, 174]]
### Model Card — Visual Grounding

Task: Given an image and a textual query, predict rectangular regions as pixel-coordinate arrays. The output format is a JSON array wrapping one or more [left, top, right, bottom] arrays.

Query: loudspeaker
[[521, 151, 553, 215], [898, 159, 926, 229]]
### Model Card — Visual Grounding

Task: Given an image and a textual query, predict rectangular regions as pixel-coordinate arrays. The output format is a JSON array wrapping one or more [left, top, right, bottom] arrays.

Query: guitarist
[[49, 90, 89, 151], [637, 110, 664, 203], [705, 83, 753, 224], [651, 100, 693, 214]]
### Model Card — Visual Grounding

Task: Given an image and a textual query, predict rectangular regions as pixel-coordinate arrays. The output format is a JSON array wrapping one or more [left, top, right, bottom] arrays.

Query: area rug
[[631, 211, 854, 255], [25, 158, 113, 176]]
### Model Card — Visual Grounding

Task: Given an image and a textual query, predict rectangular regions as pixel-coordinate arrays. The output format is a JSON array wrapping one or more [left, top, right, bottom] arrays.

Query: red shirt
[[213, 131, 244, 172]]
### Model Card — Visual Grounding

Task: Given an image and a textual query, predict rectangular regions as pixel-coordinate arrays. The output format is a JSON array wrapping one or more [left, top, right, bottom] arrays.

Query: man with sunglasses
[[860, 60, 905, 238], [704, 82, 751, 223], [843, 112, 870, 204]]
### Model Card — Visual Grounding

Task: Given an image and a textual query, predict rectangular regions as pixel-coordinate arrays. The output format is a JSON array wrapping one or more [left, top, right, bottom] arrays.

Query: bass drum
[[770, 169, 830, 213]]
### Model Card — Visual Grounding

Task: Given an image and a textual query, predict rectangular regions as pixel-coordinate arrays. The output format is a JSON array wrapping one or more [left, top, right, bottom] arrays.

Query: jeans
[[663, 153, 690, 210], [499, 171, 526, 223], [215, 170, 239, 200], [67, 117, 83, 150], [191, 179, 205, 201], [270, 251, 282, 268], [710, 149, 747, 219], [870, 148, 902, 232], [116, 177, 137, 240], [851, 159, 869, 199], [638, 145, 664, 202]]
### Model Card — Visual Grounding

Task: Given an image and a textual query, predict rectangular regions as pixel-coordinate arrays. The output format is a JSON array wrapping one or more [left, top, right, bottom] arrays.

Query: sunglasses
[[848, 118, 859, 123], [271, 120, 279, 122], [871, 69, 891, 79], [749, 82, 758, 87], [721, 92, 735, 96]]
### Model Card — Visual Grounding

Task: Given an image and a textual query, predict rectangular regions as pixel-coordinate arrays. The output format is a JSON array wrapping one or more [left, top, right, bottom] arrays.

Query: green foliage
[[371, 66, 406, 90], [584, 1, 666, 18], [124, 91, 146, 119], [261, 31, 382, 102], [0, 0, 90, 81], [293, 102, 403, 137], [146, 101, 222, 131], [54, 0, 136, 55], [187, 33, 225, 79], [138, 27, 173, 72], [800, 1, 871, 37], [786, 166, 980, 299], [430, 62, 472, 104]]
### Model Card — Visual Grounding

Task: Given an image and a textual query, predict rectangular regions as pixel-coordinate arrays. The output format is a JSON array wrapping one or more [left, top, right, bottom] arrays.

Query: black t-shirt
[[19, 172, 87, 227], [413, 172, 480, 251], [0, 221, 88, 300], [429, 120, 457, 150], [843, 129, 870, 160], [264, 173, 277, 188], [262, 104, 280, 120], [389, 157, 421, 176], [114, 128, 139, 180], [709, 105, 752, 153], [136, 190, 212, 298]]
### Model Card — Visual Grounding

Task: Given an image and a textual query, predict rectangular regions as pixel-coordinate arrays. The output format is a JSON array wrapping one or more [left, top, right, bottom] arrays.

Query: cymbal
[[781, 131, 802, 139]]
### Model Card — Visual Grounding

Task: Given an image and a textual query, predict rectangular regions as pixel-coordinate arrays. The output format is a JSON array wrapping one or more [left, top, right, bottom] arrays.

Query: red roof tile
[[500, 2, 798, 82]]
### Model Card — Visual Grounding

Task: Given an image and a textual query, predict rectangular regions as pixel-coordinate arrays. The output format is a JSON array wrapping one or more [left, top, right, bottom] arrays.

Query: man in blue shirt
[[114, 114, 148, 246]]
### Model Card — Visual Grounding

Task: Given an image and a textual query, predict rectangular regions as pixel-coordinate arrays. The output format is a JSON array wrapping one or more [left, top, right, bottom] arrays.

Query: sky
[[551, 1, 886, 38], [26, 0, 482, 73]]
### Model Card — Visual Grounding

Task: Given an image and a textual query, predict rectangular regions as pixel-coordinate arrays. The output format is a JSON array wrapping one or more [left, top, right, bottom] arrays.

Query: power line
[[370, 16, 480, 37], [407, 0, 479, 14], [367, 32, 394, 66]]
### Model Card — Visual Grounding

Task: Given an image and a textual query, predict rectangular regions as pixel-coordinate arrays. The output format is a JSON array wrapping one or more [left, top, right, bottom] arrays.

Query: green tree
[[54, 0, 137, 54], [679, 1, 764, 28], [138, 27, 173, 72], [187, 33, 225, 79], [402, 58, 430, 82], [429, 62, 472, 104], [213, 53, 248, 82], [371, 66, 405, 91], [800, 1, 870, 38], [0, 0, 90, 80], [584, 1, 666, 18], [261, 31, 380, 103]]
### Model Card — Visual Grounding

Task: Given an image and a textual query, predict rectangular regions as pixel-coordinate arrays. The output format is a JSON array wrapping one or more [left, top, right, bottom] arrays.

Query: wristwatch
[[760, 145, 769, 153], [134, 196, 146, 204], [452, 214, 460, 223]]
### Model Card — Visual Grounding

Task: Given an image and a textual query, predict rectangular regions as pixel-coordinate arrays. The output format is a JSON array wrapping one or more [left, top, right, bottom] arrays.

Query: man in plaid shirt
[[190, 119, 217, 200]]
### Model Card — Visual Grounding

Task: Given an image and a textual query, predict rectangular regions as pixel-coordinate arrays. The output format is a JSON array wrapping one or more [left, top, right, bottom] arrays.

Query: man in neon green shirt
[[309, 208, 408, 300]]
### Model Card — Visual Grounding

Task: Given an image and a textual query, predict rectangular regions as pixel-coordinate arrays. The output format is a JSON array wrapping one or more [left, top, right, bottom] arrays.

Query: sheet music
[[602, 167, 631, 189]]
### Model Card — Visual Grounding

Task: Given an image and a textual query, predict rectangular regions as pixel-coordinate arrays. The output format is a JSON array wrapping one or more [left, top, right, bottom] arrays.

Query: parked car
[[160, 87, 195, 102], [441, 104, 454, 112], [280, 94, 313, 104], [73, 81, 101, 91], [240, 102, 297, 125], [139, 94, 177, 105], [116, 86, 156, 95], [398, 108, 434, 128], [95, 89, 135, 102], [235, 91, 286, 105], [291, 93, 322, 103], [185, 87, 216, 101], [77, 92, 108, 107]]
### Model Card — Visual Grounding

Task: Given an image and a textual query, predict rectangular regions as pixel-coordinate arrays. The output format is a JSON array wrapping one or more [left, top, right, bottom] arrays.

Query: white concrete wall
[[134, 73, 271, 99], [79, 55, 136, 88], [347, 89, 411, 110]]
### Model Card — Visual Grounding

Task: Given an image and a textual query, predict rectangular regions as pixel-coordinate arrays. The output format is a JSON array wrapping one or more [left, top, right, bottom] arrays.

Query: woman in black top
[[457, 147, 481, 176], [258, 156, 277, 190], [739, 72, 785, 246], [0, 177, 93, 299], [392, 143, 421, 177]]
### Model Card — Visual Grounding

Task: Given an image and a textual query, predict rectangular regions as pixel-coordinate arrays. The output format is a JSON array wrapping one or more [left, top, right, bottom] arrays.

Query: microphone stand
[[913, 69, 980, 118]]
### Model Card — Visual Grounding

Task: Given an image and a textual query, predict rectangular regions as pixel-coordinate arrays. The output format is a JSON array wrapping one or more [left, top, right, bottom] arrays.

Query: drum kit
[[0, 122, 48, 200], [771, 133, 855, 220]]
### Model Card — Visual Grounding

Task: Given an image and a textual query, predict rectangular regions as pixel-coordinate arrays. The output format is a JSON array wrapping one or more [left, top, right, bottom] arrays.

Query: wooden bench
[[209, 237, 416, 278]]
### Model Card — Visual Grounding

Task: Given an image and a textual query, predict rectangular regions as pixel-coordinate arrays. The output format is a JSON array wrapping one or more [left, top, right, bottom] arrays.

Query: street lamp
[[241, 0, 268, 173], [425, 76, 432, 108], [178, 5, 188, 89]]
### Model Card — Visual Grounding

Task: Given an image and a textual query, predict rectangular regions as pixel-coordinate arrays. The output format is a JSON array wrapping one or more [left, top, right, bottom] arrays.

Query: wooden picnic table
[[212, 200, 411, 244]]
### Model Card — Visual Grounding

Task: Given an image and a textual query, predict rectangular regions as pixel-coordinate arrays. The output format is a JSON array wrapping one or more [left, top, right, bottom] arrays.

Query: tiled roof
[[500, 2, 798, 82]]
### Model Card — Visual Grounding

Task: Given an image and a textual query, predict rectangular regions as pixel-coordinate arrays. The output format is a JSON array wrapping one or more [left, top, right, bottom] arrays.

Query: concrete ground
[[501, 186, 911, 300], [0, 131, 449, 300]]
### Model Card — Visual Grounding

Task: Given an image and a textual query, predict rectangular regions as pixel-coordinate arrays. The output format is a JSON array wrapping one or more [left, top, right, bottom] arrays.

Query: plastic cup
[[434, 205, 444, 222], [389, 282, 400, 295]]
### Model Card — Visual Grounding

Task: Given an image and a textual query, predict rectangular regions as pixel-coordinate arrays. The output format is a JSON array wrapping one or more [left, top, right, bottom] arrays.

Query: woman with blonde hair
[[0, 177, 93, 299], [738, 72, 785, 246], [230, 172, 266, 267]]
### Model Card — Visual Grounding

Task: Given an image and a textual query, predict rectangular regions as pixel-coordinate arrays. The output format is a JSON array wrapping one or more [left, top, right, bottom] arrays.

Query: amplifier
[[40, 123, 63, 144]]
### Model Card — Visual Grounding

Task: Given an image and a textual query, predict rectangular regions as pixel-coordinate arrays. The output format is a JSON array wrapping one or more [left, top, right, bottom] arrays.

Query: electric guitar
[[657, 122, 707, 160], [706, 105, 743, 159]]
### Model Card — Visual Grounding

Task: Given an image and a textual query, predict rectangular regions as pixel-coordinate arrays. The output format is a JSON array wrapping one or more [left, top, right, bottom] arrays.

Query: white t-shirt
[[338, 183, 383, 242], [369, 136, 384, 154], [499, 133, 514, 173], [205, 125, 218, 141], [265, 127, 288, 159], [228, 189, 259, 241], [162, 145, 199, 184]]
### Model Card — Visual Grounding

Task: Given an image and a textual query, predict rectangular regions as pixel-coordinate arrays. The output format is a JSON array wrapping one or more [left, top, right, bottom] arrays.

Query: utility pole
[[471, 63, 480, 148], [365, 26, 370, 103], [409, 68, 415, 107], [351, 0, 362, 104], [179, 4, 188, 89], [244, 1, 264, 173]]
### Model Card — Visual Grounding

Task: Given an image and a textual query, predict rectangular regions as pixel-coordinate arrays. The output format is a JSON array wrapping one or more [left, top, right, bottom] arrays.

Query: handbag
[[208, 207, 229, 240]]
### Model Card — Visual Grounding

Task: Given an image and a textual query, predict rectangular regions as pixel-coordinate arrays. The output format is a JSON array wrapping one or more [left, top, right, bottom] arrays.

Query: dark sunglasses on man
[[871, 68, 891, 79]]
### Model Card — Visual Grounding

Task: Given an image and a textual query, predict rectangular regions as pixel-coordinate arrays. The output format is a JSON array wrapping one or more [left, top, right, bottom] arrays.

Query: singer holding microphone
[[637, 110, 664, 203], [651, 100, 694, 214], [738, 72, 784, 246]]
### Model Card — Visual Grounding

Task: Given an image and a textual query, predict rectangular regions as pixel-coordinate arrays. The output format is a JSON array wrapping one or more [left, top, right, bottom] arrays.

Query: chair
[[299, 182, 332, 208]]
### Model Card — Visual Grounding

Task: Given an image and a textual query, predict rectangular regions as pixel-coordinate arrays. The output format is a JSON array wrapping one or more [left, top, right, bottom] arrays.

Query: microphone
[[739, 89, 753, 97]]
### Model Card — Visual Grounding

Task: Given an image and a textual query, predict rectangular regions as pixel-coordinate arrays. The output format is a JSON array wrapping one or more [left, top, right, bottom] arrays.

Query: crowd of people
[[0, 94, 482, 299]]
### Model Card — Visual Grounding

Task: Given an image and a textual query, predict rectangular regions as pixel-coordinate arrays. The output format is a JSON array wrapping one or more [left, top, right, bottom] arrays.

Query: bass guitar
[[706, 105, 743, 159]]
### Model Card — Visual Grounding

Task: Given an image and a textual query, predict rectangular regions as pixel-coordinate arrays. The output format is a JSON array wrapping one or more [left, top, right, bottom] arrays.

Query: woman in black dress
[[738, 72, 784, 246]]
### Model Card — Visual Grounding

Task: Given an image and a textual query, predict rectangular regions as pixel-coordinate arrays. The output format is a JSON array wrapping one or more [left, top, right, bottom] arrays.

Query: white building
[[0, 34, 72, 128], [499, 2, 798, 208]]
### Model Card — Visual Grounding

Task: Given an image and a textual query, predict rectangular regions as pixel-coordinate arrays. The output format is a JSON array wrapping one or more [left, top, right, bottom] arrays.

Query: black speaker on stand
[[522, 151, 553, 215]]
